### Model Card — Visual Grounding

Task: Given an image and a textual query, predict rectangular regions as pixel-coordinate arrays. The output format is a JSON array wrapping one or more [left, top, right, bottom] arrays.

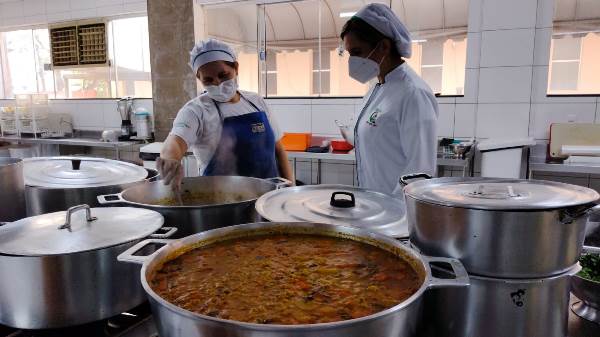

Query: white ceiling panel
[[443, 0, 469, 28], [402, 0, 445, 32], [266, 3, 304, 41], [293, 0, 320, 39], [575, 0, 600, 20]]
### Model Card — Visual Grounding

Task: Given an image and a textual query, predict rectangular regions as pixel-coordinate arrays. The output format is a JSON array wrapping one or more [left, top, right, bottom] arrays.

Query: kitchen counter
[[530, 156, 600, 175], [0, 134, 143, 160], [286, 150, 356, 162]]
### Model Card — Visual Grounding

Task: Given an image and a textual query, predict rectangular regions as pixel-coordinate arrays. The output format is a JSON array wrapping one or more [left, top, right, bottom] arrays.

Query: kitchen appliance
[[421, 264, 581, 337], [571, 246, 600, 324], [97, 176, 292, 238], [134, 108, 152, 140], [0, 205, 176, 329], [23, 156, 155, 215], [118, 221, 469, 337], [255, 184, 409, 238], [401, 174, 599, 278], [549, 123, 600, 159], [0, 158, 26, 222], [117, 98, 133, 141], [477, 137, 535, 178]]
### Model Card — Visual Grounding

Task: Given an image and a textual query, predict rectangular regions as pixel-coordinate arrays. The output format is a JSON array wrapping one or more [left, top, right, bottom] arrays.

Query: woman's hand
[[157, 157, 184, 190]]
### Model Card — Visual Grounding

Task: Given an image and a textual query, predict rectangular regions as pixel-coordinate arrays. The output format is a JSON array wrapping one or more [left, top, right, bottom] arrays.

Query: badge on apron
[[251, 122, 266, 133]]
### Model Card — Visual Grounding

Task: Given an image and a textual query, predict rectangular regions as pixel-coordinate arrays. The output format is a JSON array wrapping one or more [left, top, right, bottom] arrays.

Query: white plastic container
[[134, 108, 152, 140], [478, 138, 535, 178]]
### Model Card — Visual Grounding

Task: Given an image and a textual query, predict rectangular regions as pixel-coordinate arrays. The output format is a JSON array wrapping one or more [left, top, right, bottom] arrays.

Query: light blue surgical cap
[[189, 38, 236, 74], [355, 3, 412, 58]]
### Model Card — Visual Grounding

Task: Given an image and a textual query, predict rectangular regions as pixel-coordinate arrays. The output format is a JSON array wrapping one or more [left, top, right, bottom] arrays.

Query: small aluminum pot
[[420, 264, 581, 337], [118, 222, 470, 337], [0, 205, 176, 329], [98, 176, 291, 238], [401, 174, 600, 278], [0, 158, 26, 222]]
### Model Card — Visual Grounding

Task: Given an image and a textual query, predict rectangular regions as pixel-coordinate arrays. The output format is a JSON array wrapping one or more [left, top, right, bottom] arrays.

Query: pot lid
[[255, 185, 408, 237], [403, 177, 600, 210], [0, 206, 164, 256], [23, 156, 148, 188]]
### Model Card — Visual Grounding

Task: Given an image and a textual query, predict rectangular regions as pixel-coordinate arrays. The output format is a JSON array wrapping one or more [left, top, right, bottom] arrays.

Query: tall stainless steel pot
[[24, 157, 156, 216], [420, 264, 581, 337], [118, 222, 469, 337], [98, 176, 291, 238], [401, 174, 600, 278], [0, 205, 175, 329], [0, 158, 25, 222]]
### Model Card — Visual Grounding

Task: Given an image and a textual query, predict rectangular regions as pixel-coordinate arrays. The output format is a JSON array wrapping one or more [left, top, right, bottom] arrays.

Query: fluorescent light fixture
[[412, 39, 427, 43], [339, 12, 356, 18]]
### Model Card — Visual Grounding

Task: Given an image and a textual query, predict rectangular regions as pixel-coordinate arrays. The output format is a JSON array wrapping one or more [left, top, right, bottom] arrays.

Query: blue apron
[[203, 94, 279, 178]]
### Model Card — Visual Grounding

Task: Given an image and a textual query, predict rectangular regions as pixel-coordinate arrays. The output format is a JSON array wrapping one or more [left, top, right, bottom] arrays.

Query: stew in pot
[[150, 234, 421, 325]]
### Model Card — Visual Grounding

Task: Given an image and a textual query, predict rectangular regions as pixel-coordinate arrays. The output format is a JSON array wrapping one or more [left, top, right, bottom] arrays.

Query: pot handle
[[400, 173, 432, 187], [422, 256, 470, 290], [117, 239, 171, 265], [59, 204, 97, 230], [150, 226, 178, 239], [97, 193, 125, 205], [266, 177, 293, 189], [582, 245, 600, 255], [560, 204, 600, 224]]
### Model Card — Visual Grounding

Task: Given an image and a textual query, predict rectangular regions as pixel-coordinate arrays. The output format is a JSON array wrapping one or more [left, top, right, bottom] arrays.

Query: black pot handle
[[71, 159, 82, 170], [330, 192, 355, 208], [400, 173, 432, 186]]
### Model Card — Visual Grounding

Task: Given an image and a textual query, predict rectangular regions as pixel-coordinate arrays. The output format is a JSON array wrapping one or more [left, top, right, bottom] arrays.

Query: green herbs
[[578, 253, 600, 282]]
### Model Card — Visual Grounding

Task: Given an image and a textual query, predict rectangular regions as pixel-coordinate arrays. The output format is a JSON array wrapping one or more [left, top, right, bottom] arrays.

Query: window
[[0, 16, 151, 99], [549, 0, 600, 95], [196, 0, 469, 97]]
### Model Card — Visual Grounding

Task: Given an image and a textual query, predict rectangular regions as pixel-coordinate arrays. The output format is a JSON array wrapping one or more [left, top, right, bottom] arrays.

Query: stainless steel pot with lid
[[0, 204, 176, 329], [255, 184, 408, 238], [24, 156, 155, 215], [401, 174, 600, 278]]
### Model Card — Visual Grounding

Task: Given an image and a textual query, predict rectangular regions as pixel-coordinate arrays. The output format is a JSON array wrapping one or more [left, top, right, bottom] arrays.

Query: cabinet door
[[319, 162, 355, 186]]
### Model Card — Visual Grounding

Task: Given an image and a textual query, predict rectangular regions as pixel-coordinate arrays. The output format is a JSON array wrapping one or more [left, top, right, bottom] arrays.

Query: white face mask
[[348, 44, 385, 84], [205, 77, 238, 102]]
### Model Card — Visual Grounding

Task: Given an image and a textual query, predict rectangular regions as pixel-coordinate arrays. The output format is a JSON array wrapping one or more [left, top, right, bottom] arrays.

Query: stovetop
[[0, 304, 157, 337]]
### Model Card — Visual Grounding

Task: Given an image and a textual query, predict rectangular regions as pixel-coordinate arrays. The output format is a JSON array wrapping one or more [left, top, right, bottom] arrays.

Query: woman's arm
[[275, 141, 294, 183], [158, 135, 189, 188], [160, 134, 188, 161]]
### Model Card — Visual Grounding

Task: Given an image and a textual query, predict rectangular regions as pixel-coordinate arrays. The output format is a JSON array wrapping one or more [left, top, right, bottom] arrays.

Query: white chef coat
[[354, 62, 438, 196], [169, 90, 283, 174]]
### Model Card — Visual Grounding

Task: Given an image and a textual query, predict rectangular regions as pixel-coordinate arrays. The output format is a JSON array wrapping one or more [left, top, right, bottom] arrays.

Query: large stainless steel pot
[[420, 264, 581, 337], [118, 222, 469, 337], [255, 184, 409, 238], [24, 156, 156, 216], [0, 158, 25, 222], [0, 205, 175, 329], [98, 176, 291, 238], [401, 174, 600, 278]]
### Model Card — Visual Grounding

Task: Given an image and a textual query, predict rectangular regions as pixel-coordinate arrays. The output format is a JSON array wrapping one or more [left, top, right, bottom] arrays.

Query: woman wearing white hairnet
[[341, 3, 438, 196], [158, 39, 293, 189]]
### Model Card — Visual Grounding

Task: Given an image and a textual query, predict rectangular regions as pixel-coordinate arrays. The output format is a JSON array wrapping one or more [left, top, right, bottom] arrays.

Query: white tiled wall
[[0, 0, 146, 28]]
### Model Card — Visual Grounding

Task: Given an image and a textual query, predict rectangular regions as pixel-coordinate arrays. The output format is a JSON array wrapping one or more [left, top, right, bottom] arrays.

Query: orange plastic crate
[[281, 133, 312, 151]]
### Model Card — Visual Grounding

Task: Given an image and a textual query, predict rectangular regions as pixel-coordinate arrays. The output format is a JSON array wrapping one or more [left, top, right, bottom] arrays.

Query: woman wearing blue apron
[[157, 39, 293, 189]]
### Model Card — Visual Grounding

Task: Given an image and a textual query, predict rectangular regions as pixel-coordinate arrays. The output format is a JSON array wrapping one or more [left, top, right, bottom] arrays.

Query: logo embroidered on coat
[[367, 109, 380, 126]]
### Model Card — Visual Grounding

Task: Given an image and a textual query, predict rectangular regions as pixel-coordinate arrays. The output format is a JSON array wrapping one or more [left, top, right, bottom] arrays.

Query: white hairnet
[[189, 38, 237, 75], [355, 3, 412, 58]]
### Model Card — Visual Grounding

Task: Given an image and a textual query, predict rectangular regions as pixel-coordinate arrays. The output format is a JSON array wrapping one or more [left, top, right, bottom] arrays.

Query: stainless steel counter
[[530, 158, 600, 175], [0, 135, 142, 160]]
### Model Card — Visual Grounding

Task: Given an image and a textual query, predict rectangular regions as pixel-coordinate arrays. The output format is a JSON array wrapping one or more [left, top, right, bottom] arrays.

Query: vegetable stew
[[150, 234, 421, 325]]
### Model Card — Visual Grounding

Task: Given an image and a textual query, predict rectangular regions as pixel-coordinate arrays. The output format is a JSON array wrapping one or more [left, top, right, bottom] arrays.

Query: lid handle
[[470, 185, 522, 199], [330, 192, 355, 208], [59, 204, 98, 230], [400, 173, 432, 186], [71, 159, 81, 170]]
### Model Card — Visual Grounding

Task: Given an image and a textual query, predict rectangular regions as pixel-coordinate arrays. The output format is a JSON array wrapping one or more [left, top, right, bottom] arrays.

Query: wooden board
[[549, 123, 600, 158]]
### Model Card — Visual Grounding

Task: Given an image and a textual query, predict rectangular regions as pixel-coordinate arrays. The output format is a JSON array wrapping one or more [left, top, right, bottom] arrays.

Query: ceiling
[[201, 0, 469, 45], [554, 0, 600, 22]]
